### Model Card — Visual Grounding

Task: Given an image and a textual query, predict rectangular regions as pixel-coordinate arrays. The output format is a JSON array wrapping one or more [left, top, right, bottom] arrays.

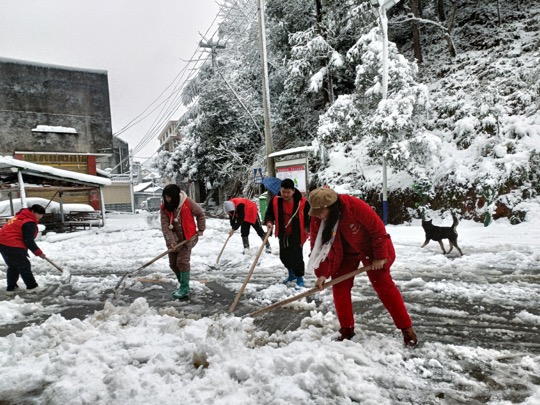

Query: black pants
[[0, 244, 38, 291], [279, 236, 305, 277], [240, 216, 266, 239]]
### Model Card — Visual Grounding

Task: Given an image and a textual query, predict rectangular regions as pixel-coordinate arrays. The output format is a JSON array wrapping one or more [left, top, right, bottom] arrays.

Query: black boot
[[242, 236, 250, 254], [335, 327, 356, 341], [401, 326, 418, 348]]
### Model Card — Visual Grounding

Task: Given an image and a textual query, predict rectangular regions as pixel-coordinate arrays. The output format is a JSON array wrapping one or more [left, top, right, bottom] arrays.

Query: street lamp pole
[[371, 0, 399, 224]]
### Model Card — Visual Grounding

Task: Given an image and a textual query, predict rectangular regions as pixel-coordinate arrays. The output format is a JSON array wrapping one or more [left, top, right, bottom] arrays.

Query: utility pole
[[199, 39, 226, 66], [256, 0, 275, 177], [129, 149, 135, 214], [201, 38, 264, 140]]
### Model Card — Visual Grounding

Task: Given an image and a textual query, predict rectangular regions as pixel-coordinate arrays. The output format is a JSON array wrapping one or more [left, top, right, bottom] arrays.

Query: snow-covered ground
[[0, 208, 539, 404]]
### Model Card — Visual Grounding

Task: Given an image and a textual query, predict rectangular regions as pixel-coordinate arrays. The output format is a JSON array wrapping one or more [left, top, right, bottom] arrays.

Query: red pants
[[331, 254, 412, 330]]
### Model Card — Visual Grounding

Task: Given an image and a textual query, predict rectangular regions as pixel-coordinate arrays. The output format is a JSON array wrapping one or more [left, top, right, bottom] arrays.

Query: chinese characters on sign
[[275, 159, 307, 194]]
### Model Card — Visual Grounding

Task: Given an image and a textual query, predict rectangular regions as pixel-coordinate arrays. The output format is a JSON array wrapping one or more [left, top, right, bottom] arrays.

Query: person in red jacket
[[307, 188, 418, 347], [264, 178, 310, 288], [160, 184, 206, 300], [0, 204, 46, 295], [223, 197, 270, 254]]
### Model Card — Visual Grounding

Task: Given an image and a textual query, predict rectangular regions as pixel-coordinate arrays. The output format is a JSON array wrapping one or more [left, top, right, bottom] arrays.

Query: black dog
[[421, 213, 463, 256]]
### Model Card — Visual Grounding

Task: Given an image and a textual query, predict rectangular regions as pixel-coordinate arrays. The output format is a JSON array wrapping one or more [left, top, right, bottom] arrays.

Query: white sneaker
[[6, 286, 20, 296], [26, 286, 46, 294]]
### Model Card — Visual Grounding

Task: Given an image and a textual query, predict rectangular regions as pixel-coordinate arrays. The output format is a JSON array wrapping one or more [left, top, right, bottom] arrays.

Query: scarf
[[168, 191, 188, 229], [307, 219, 338, 273]]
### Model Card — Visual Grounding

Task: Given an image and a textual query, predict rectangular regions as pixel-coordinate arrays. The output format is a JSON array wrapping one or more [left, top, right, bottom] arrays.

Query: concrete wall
[[0, 58, 113, 155]]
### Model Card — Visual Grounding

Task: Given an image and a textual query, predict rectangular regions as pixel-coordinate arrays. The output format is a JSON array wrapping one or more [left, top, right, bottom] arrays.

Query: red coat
[[0, 208, 42, 255], [230, 198, 258, 224], [270, 191, 308, 245], [309, 194, 394, 279]]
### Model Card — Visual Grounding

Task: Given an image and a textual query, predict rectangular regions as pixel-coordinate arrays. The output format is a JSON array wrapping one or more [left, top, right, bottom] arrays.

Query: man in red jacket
[[223, 197, 270, 254], [0, 204, 46, 295], [307, 188, 418, 347], [264, 178, 310, 288]]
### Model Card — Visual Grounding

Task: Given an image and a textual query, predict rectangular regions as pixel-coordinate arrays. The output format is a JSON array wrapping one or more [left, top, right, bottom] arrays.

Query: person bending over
[[223, 197, 270, 254], [0, 204, 47, 294], [308, 187, 418, 346]]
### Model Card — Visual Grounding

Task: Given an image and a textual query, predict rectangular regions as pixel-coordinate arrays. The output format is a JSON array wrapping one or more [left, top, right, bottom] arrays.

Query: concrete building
[[158, 120, 181, 153], [0, 57, 113, 156], [0, 57, 132, 211]]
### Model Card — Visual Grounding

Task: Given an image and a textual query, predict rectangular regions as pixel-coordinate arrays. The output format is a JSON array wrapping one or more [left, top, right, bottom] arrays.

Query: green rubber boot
[[172, 272, 190, 300], [171, 271, 182, 297]]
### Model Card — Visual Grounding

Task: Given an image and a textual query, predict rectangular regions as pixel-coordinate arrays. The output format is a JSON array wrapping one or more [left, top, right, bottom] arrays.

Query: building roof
[[0, 57, 108, 75], [268, 146, 316, 158], [0, 156, 111, 187]]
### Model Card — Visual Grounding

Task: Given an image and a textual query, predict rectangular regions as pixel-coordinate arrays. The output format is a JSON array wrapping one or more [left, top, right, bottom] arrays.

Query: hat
[[223, 201, 235, 213], [308, 188, 338, 216]]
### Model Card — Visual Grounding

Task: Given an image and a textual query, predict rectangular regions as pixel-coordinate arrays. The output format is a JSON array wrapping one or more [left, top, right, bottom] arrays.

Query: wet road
[[1, 220, 539, 404]]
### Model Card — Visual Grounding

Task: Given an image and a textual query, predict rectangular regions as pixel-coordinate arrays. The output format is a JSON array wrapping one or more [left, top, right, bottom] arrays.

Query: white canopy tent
[[0, 156, 112, 226]]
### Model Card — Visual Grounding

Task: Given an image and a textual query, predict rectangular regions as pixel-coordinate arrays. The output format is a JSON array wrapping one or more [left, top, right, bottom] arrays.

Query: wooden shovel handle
[[216, 233, 233, 264], [44, 256, 64, 273], [246, 259, 387, 318], [228, 228, 272, 313], [114, 234, 198, 292], [136, 234, 198, 271]]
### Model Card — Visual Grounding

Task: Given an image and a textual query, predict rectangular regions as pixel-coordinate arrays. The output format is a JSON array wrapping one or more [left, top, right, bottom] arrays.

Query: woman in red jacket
[[308, 188, 417, 346], [161, 184, 206, 300]]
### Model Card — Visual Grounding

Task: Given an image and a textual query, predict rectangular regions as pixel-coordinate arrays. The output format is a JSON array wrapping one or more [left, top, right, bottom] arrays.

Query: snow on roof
[[0, 156, 111, 186], [0, 56, 108, 75], [268, 146, 317, 158], [133, 182, 162, 193], [31, 125, 77, 134], [96, 168, 112, 177]]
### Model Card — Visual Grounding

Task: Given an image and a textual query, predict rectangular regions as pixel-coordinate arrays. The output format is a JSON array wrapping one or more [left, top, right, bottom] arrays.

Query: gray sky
[[0, 0, 220, 162]]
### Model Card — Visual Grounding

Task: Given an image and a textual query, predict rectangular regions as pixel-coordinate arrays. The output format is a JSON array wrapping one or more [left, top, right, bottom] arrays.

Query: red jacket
[[0, 208, 43, 256], [269, 190, 309, 245], [309, 194, 394, 279], [160, 194, 206, 248], [230, 198, 258, 224]]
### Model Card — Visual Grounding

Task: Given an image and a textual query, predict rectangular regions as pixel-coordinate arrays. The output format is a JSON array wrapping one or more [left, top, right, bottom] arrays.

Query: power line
[[124, 0, 259, 159]]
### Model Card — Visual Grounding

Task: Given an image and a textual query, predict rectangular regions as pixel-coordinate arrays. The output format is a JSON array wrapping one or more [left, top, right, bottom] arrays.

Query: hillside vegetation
[[154, 0, 540, 224]]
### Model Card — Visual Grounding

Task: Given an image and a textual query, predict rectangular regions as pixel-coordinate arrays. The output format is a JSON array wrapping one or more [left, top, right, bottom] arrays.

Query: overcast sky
[[0, 0, 221, 163]]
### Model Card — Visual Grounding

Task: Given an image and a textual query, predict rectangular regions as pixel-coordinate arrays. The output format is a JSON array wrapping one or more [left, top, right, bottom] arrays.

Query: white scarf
[[169, 191, 188, 230], [307, 219, 338, 273]]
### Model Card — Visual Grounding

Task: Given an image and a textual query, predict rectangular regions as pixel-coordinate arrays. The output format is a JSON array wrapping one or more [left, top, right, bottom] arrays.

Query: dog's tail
[[451, 213, 459, 229]]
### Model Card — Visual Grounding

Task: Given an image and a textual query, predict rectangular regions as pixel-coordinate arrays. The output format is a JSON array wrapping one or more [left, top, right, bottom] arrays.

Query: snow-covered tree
[[317, 26, 431, 177]]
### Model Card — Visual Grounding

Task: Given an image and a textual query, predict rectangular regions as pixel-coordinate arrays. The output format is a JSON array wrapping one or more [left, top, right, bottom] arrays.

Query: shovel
[[113, 234, 198, 298], [246, 260, 387, 318], [216, 233, 233, 264], [41, 256, 72, 295], [228, 228, 272, 313], [207, 233, 233, 270]]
